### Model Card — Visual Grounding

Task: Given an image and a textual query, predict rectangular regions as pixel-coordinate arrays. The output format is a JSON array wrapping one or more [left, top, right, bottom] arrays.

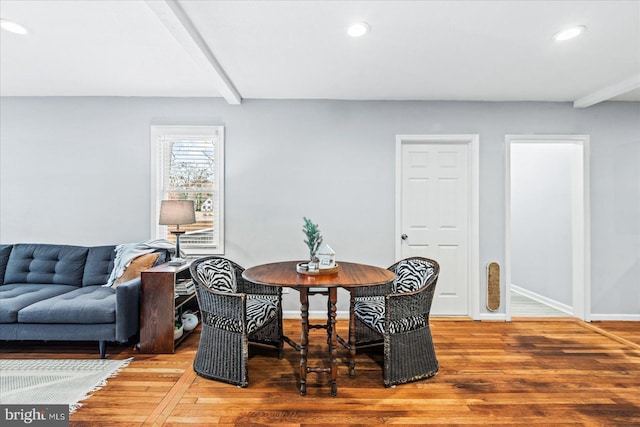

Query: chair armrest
[[114, 278, 140, 341], [236, 274, 281, 297], [385, 281, 436, 323], [353, 282, 392, 298], [195, 285, 247, 322]]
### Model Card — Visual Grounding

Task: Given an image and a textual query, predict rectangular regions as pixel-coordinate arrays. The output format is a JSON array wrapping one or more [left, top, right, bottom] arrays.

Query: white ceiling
[[1, 0, 639, 107]]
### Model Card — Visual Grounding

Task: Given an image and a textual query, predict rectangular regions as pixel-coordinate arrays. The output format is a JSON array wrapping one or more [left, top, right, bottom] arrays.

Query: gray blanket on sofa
[[106, 239, 176, 286]]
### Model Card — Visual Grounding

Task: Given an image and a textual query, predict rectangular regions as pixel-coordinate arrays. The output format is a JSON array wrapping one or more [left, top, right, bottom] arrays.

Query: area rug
[[0, 358, 132, 412]]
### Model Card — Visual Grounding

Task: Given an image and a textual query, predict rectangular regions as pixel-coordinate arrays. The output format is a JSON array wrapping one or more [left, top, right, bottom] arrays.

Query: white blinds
[[152, 126, 224, 253]]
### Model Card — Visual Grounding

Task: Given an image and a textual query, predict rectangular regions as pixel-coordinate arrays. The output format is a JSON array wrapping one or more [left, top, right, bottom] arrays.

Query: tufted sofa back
[[82, 245, 117, 286], [1, 243, 170, 288], [0, 245, 12, 284], [1, 243, 115, 287]]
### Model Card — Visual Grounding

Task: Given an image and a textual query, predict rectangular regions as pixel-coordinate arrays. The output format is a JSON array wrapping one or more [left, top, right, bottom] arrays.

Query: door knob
[[401, 234, 408, 240]]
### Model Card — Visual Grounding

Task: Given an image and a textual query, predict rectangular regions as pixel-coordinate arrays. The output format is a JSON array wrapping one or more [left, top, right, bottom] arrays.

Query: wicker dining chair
[[189, 256, 284, 387], [351, 257, 440, 387]]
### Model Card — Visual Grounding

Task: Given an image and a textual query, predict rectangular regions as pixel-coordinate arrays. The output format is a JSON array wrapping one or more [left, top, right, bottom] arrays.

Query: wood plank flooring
[[591, 321, 640, 347], [1, 319, 639, 426]]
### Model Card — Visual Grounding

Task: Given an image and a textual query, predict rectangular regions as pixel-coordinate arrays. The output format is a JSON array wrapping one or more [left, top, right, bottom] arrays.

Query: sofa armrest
[[114, 277, 141, 342]]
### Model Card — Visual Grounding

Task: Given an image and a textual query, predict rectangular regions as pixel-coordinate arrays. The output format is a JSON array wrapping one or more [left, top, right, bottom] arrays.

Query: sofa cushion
[[4, 244, 88, 287], [82, 245, 116, 286], [17, 286, 117, 324], [0, 284, 78, 323], [0, 245, 13, 284]]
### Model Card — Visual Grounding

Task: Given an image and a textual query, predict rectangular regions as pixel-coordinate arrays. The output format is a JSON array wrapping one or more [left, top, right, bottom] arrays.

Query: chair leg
[[277, 345, 283, 360]]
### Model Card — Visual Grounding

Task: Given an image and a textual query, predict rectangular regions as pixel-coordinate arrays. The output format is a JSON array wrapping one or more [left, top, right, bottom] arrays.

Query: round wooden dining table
[[242, 261, 394, 396]]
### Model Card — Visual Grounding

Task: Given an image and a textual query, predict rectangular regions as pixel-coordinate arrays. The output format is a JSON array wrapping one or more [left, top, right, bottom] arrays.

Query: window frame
[[150, 125, 225, 256]]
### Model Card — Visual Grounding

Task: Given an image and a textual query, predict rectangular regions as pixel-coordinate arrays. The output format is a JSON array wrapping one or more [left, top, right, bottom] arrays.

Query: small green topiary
[[302, 217, 323, 260]]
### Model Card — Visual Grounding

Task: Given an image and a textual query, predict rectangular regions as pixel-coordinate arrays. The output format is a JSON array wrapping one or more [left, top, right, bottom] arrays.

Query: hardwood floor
[[2, 319, 639, 426], [590, 321, 640, 347]]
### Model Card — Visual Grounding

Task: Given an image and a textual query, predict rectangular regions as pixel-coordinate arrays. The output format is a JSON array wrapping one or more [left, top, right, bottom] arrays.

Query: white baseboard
[[476, 312, 507, 321], [590, 314, 640, 321], [511, 284, 573, 315]]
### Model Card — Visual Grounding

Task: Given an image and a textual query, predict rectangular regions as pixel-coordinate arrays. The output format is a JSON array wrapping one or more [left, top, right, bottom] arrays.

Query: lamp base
[[170, 230, 186, 260], [168, 258, 187, 266]]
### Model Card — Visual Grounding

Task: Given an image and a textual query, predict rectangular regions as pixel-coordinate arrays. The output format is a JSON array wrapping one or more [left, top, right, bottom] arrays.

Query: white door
[[398, 140, 470, 315]]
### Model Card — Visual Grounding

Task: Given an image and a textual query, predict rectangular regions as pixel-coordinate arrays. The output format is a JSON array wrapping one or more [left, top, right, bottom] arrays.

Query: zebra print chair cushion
[[354, 296, 386, 334], [246, 295, 279, 334], [354, 296, 427, 334], [202, 294, 279, 334], [392, 258, 435, 293], [196, 258, 237, 293]]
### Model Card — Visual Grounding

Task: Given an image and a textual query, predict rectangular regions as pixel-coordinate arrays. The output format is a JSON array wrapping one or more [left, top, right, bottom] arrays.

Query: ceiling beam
[[573, 74, 640, 108], [145, 0, 242, 104]]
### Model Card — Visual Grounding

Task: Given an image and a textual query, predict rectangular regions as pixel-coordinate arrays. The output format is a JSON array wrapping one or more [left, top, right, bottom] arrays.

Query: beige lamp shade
[[158, 200, 196, 226]]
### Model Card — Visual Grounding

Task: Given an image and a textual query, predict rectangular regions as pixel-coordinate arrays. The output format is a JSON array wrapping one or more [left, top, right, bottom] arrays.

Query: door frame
[[395, 134, 480, 319], [504, 134, 591, 321]]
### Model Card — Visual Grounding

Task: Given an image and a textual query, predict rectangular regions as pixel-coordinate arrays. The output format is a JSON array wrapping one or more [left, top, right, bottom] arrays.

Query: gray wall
[[1, 97, 639, 317], [511, 143, 575, 306]]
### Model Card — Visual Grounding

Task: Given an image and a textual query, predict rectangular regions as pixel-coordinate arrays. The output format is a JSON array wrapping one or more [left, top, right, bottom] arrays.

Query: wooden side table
[[140, 261, 197, 353]]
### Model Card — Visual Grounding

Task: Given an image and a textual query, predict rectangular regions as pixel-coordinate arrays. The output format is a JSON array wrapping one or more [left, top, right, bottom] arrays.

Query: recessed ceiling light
[[0, 19, 30, 35], [553, 25, 586, 42], [347, 22, 370, 38]]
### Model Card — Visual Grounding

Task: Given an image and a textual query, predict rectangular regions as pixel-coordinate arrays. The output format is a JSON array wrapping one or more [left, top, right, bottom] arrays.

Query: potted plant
[[303, 217, 323, 270]]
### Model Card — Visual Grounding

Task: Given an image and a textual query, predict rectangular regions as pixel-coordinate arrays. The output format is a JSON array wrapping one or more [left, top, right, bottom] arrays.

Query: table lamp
[[159, 200, 196, 264]]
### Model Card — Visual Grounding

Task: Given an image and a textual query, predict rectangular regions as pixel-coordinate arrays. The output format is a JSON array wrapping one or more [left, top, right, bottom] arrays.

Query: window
[[150, 126, 224, 255]]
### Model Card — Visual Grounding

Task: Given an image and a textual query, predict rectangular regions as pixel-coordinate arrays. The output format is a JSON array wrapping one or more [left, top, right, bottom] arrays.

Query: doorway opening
[[505, 135, 591, 321]]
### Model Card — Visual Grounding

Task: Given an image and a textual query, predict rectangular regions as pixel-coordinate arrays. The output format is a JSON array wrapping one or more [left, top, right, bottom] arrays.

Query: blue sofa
[[0, 243, 167, 358]]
